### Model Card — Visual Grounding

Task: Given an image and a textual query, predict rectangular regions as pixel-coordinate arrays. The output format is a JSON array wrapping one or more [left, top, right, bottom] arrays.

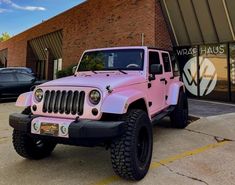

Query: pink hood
[[40, 72, 146, 90]]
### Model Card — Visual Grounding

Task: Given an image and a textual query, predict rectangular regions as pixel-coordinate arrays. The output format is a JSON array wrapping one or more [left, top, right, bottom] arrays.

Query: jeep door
[[160, 51, 174, 106], [147, 50, 165, 115]]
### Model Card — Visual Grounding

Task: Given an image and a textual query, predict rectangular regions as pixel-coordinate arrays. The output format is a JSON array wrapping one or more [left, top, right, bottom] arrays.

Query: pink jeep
[[9, 46, 188, 180]]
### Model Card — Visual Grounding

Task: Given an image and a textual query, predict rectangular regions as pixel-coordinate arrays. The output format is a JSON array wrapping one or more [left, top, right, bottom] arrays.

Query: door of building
[[36, 60, 45, 80]]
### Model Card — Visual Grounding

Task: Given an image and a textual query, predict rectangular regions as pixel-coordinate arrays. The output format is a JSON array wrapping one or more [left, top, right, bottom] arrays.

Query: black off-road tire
[[170, 90, 188, 128], [13, 130, 57, 160], [110, 109, 153, 181]]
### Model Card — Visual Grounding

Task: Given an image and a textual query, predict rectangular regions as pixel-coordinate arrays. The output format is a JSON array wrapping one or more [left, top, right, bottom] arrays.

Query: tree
[[0, 32, 11, 42]]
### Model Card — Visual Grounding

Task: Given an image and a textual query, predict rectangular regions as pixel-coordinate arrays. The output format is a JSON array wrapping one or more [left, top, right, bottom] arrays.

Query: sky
[[0, 0, 85, 36]]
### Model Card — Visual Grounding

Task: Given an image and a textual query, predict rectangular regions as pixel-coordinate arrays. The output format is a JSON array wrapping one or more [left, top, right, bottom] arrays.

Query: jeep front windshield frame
[[77, 49, 145, 72]]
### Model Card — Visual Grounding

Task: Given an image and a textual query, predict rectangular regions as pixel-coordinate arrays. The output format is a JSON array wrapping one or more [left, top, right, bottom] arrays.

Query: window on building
[[199, 44, 228, 101], [230, 43, 235, 102], [53, 58, 62, 79], [162, 53, 171, 72]]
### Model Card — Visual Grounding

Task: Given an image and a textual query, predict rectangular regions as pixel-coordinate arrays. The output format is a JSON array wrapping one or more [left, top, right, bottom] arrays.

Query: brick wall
[[155, 0, 172, 50], [62, 0, 159, 67], [0, 0, 172, 69]]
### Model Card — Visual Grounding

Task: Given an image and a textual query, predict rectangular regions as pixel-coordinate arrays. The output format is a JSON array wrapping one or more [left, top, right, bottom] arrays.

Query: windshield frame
[[76, 48, 145, 72]]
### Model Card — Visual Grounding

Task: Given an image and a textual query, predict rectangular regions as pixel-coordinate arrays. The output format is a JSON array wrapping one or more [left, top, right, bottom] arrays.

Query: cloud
[[0, 0, 46, 11], [0, 8, 7, 13]]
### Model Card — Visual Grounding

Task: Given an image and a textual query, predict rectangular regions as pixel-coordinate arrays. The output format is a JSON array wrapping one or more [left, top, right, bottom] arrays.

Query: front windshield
[[78, 49, 144, 72]]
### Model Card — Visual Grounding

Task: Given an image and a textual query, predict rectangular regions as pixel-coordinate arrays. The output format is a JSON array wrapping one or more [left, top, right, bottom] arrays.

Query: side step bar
[[151, 106, 175, 125]]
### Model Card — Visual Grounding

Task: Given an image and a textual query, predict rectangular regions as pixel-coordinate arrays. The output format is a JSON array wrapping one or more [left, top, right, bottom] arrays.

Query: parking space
[[0, 102, 235, 185]]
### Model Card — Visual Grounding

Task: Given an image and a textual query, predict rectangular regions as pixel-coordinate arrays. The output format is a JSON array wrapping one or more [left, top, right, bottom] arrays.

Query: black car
[[0, 71, 46, 99]]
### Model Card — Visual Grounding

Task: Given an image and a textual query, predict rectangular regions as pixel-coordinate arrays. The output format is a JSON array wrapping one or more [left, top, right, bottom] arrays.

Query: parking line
[[0, 137, 9, 144], [151, 140, 228, 168], [93, 141, 229, 185]]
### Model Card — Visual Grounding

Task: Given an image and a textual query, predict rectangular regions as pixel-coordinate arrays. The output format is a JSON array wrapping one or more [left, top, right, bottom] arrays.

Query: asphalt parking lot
[[0, 102, 235, 185]]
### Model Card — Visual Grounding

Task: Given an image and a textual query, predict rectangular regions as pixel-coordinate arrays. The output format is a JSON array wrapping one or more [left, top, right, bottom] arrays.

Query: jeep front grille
[[42, 90, 85, 115]]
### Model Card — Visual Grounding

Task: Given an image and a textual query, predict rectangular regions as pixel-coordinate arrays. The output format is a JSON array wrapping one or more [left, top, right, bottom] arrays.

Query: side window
[[149, 51, 160, 73], [170, 53, 180, 76], [0, 73, 15, 82], [162, 53, 172, 72], [16, 73, 34, 82]]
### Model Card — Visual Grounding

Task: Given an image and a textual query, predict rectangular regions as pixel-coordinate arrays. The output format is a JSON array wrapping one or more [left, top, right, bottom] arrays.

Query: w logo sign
[[183, 57, 217, 96]]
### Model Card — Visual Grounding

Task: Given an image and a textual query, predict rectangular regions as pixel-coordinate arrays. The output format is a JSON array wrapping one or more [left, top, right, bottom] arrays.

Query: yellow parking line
[[94, 176, 121, 185], [93, 141, 229, 185], [0, 137, 9, 144], [151, 140, 228, 168]]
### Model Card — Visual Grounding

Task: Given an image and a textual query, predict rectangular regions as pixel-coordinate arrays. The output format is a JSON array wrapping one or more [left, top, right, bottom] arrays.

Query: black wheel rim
[[137, 127, 149, 166]]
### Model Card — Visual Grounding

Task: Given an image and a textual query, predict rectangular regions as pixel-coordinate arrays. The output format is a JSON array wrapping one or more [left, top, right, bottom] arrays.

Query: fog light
[[60, 125, 68, 136], [92, 108, 98, 116], [33, 122, 40, 132]]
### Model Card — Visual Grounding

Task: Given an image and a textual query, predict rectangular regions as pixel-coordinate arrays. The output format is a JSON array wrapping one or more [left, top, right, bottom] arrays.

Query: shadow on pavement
[[0, 98, 17, 104]]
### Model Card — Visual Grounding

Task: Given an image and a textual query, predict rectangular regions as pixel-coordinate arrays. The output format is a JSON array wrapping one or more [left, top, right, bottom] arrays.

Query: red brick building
[[0, 0, 172, 80]]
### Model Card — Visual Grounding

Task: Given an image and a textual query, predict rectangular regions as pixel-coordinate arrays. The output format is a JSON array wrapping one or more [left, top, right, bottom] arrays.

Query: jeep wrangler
[[9, 46, 188, 180]]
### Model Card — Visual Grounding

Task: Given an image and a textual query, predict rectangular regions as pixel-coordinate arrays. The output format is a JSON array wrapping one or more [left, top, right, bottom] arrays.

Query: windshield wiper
[[91, 70, 98, 74], [117, 69, 127, 74]]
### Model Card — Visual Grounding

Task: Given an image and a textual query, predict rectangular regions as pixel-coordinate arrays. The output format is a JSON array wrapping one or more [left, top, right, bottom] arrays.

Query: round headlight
[[89, 90, 101, 105], [34, 89, 43, 102]]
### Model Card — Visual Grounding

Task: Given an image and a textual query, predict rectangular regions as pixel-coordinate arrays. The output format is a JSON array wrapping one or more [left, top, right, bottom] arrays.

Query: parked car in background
[[0, 67, 34, 76], [0, 71, 46, 99]]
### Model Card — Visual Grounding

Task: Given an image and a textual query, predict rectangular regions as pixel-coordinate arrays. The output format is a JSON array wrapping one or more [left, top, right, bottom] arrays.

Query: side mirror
[[150, 64, 163, 75]]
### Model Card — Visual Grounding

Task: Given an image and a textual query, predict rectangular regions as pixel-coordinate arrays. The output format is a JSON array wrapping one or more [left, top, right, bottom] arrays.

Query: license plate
[[40, 123, 59, 136]]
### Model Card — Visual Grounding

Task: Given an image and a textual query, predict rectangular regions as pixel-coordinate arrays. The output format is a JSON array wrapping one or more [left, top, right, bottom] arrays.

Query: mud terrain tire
[[110, 109, 153, 180], [170, 90, 188, 128], [13, 130, 56, 160]]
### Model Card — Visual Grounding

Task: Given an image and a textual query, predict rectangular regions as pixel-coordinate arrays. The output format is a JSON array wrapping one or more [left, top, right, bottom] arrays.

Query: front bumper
[[9, 113, 125, 140]]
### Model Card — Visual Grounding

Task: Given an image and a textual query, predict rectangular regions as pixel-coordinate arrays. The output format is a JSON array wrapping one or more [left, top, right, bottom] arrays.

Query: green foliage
[[56, 64, 77, 78], [78, 52, 105, 71], [0, 32, 11, 42]]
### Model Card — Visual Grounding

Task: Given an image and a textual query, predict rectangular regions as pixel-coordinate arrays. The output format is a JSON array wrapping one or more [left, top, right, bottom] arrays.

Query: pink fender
[[101, 90, 148, 115], [166, 82, 184, 105], [16, 92, 33, 107]]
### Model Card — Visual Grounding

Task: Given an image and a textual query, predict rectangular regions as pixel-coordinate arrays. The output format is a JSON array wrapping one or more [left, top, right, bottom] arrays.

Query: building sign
[[175, 44, 229, 101], [175, 46, 198, 97], [183, 57, 217, 96]]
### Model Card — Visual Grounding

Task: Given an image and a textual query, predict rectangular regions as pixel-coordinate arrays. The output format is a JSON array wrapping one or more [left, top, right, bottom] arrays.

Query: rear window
[[0, 73, 15, 82], [162, 53, 172, 72], [16, 73, 34, 82], [170, 53, 180, 76]]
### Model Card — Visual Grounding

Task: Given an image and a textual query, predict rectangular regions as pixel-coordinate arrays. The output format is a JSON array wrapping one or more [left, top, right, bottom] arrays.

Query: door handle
[[160, 78, 167, 85]]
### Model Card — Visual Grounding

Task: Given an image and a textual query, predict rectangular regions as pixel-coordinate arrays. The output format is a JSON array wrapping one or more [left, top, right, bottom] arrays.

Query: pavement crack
[[159, 162, 209, 185], [185, 128, 234, 142]]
